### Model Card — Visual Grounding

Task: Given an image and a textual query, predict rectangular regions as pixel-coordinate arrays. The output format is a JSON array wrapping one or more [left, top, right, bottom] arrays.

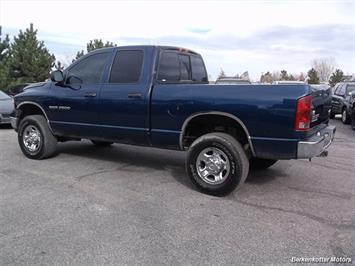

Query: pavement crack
[[74, 170, 109, 181], [286, 186, 353, 200], [234, 199, 355, 230]]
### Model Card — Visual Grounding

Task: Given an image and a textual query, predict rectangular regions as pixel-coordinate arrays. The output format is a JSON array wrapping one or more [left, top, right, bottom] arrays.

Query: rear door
[[98, 48, 150, 144]]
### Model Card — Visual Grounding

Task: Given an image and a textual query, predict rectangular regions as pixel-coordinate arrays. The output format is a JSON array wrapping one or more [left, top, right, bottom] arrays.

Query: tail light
[[295, 95, 312, 131]]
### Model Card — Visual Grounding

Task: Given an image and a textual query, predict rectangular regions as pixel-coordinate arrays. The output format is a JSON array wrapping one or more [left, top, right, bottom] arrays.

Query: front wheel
[[351, 106, 355, 130], [18, 115, 57, 159], [342, 108, 351, 124], [186, 133, 249, 196]]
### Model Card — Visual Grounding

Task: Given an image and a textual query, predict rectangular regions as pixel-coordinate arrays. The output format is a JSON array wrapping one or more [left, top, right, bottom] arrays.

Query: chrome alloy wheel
[[196, 147, 230, 185], [23, 125, 42, 152]]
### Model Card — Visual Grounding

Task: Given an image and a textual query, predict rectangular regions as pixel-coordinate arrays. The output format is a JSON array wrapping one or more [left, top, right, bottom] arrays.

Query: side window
[[191, 55, 207, 82], [109, 50, 144, 83], [337, 84, 346, 96], [67, 52, 109, 84], [179, 54, 191, 80], [157, 52, 180, 82]]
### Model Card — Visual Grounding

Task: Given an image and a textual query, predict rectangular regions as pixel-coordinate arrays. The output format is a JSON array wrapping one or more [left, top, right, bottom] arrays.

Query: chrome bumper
[[297, 125, 336, 159], [10, 117, 18, 130], [0, 114, 11, 124]]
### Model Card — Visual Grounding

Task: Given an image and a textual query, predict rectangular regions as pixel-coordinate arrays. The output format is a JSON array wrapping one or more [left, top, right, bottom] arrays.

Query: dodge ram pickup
[[11, 46, 336, 195]]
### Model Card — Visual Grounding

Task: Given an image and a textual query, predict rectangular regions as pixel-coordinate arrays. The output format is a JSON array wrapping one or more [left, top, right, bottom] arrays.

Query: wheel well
[[181, 114, 252, 153], [18, 104, 46, 122]]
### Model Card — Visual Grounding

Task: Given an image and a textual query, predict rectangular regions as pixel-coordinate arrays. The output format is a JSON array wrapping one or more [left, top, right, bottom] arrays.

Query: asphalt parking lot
[[0, 118, 354, 265]]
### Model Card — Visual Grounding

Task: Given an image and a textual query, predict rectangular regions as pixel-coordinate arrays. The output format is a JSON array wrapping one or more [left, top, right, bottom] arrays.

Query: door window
[[66, 52, 110, 84], [109, 50, 144, 83]]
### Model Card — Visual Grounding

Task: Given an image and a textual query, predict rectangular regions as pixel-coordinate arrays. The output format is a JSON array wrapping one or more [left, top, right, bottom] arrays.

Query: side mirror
[[50, 70, 64, 83]]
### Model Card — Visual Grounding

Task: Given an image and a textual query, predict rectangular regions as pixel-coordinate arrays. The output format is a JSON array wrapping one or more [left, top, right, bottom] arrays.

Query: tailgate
[[310, 85, 331, 127]]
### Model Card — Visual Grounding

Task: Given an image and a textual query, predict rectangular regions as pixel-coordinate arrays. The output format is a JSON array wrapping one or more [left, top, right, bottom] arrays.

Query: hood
[[24, 81, 47, 90]]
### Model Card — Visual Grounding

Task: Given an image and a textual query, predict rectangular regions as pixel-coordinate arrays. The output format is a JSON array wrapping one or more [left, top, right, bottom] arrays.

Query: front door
[[48, 51, 111, 138]]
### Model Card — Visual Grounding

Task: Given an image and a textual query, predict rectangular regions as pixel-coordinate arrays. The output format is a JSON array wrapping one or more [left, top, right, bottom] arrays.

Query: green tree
[[307, 68, 320, 84], [74, 39, 116, 61], [7, 23, 55, 85], [329, 69, 344, 87], [0, 26, 10, 90]]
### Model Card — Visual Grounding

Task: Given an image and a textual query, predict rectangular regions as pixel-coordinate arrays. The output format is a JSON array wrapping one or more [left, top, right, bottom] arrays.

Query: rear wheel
[[342, 107, 350, 124], [186, 132, 249, 196], [351, 106, 355, 130], [249, 158, 277, 170], [18, 115, 57, 159], [91, 140, 113, 147]]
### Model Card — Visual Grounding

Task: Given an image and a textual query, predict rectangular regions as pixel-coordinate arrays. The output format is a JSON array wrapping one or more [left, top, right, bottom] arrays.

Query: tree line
[[0, 24, 116, 91], [220, 66, 346, 86], [0, 24, 349, 91]]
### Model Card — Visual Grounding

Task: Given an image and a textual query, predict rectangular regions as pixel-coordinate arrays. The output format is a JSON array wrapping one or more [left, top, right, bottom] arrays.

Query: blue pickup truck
[[11, 46, 335, 195]]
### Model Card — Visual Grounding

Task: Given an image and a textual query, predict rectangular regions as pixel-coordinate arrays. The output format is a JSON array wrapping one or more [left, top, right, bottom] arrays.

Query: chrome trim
[[179, 111, 256, 156], [17, 101, 53, 133], [196, 147, 230, 185], [297, 125, 336, 159]]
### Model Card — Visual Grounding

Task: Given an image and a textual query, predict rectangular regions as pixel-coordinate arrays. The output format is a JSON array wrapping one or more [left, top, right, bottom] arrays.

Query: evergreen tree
[[74, 39, 116, 61], [7, 23, 55, 84], [329, 69, 344, 87], [0, 26, 10, 90], [307, 68, 320, 84], [0, 26, 10, 62]]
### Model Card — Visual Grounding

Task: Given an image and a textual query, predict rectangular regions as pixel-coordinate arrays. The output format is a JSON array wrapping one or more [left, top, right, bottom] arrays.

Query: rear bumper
[[297, 125, 336, 159]]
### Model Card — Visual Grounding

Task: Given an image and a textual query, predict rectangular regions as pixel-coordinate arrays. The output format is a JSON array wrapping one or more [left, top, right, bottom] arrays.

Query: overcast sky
[[1, 0, 354, 80]]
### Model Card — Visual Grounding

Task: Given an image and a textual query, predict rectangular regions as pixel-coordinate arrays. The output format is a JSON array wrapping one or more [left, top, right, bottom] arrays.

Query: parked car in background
[[0, 90, 14, 125], [330, 82, 355, 124], [215, 77, 251, 85], [4, 83, 30, 97], [350, 92, 355, 130]]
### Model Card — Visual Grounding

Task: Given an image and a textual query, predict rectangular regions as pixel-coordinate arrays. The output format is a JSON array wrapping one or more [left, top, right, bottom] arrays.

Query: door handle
[[128, 93, 142, 99], [84, 92, 97, 98]]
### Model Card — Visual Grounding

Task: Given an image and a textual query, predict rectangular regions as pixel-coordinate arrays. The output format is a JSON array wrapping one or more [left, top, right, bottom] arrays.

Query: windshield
[[0, 90, 11, 100], [346, 85, 355, 94]]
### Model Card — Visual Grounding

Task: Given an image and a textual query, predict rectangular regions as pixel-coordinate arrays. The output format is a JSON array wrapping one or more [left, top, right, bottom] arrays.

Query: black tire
[[249, 158, 277, 170], [351, 106, 355, 130], [18, 115, 57, 159], [91, 140, 113, 147], [329, 111, 335, 119], [186, 132, 249, 196], [342, 107, 351, 124]]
